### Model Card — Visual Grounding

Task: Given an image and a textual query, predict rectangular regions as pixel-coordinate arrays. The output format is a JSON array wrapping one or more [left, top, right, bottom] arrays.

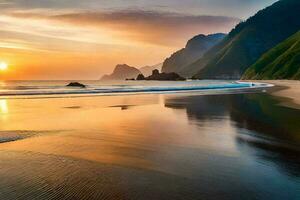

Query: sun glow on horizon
[[0, 62, 8, 71]]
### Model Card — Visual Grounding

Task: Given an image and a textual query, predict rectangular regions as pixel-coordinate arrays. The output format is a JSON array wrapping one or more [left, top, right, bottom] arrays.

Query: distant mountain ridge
[[101, 64, 141, 81], [187, 0, 300, 79], [242, 31, 300, 80], [101, 63, 162, 81], [161, 33, 226, 76]]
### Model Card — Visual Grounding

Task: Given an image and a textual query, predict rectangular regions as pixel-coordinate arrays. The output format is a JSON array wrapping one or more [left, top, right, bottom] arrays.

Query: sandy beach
[[264, 80, 300, 108]]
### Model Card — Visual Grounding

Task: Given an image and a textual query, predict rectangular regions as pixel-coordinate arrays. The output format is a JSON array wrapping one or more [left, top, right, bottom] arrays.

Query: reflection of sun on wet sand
[[0, 99, 8, 114], [0, 90, 300, 199]]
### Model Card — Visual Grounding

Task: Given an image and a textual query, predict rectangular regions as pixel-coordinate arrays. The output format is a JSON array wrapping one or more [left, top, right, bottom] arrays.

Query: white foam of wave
[[0, 81, 273, 98]]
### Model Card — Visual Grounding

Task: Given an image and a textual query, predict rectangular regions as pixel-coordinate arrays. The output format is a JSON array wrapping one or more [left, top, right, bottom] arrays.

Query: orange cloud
[[0, 9, 240, 79], [10, 10, 240, 46]]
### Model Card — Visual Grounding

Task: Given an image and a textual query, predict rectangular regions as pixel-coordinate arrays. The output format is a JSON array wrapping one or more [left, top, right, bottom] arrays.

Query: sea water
[[0, 80, 272, 97]]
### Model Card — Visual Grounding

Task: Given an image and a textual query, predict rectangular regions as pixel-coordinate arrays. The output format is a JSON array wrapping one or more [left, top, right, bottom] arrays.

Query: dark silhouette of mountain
[[101, 64, 141, 81], [139, 63, 162, 77], [242, 31, 300, 80], [188, 0, 300, 79], [161, 33, 226, 76]]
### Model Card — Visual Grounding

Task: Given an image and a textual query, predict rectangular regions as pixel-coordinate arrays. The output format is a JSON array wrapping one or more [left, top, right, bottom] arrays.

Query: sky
[[0, 0, 277, 80]]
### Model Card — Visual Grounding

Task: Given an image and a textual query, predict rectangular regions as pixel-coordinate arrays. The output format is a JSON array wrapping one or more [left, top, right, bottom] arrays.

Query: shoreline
[[0, 81, 270, 99], [0, 80, 298, 109], [253, 80, 300, 109]]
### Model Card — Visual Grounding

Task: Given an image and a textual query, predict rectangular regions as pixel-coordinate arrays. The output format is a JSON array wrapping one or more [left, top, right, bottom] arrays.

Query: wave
[[0, 81, 273, 98]]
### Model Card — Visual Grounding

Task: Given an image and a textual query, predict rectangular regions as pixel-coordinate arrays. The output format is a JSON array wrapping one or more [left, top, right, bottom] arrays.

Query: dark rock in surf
[[66, 82, 86, 88]]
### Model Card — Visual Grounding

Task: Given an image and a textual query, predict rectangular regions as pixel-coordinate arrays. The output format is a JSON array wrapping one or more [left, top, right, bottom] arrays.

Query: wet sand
[[265, 80, 300, 108], [0, 91, 299, 199]]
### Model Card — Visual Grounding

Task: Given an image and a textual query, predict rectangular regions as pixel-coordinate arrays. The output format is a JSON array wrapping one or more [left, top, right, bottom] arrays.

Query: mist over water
[[0, 82, 299, 200]]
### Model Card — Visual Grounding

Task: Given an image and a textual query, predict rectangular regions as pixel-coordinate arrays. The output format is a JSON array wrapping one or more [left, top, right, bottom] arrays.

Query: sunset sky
[[0, 0, 277, 80]]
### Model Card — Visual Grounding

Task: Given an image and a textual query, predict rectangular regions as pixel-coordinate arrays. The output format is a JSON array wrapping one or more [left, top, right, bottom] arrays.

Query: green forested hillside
[[187, 0, 300, 79], [242, 31, 300, 80]]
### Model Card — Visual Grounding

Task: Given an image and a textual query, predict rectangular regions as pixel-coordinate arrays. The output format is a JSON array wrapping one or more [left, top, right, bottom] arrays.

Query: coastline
[[0, 81, 269, 98], [250, 80, 300, 109]]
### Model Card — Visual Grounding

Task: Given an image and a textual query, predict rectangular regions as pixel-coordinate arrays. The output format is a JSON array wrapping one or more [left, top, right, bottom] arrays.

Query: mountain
[[101, 64, 141, 81], [242, 31, 300, 80], [190, 0, 300, 79], [139, 63, 162, 76], [161, 33, 226, 76]]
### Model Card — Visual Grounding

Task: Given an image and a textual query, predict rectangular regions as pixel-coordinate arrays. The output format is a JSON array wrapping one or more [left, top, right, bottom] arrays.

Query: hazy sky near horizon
[[0, 0, 277, 79]]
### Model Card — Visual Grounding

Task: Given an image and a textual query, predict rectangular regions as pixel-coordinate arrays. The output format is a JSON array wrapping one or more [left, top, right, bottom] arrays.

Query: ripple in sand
[[0, 130, 65, 143], [0, 151, 212, 200]]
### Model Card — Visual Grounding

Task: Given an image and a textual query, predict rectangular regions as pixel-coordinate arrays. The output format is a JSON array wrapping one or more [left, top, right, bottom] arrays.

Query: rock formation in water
[[141, 69, 186, 81], [136, 74, 145, 80], [139, 63, 162, 77], [66, 82, 86, 88]]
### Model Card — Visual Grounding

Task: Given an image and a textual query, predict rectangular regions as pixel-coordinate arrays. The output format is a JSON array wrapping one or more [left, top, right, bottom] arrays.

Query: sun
[[0, 62, 8, 71]]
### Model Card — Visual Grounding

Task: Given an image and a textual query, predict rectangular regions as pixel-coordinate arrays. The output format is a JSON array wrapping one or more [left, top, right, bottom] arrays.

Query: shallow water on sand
[[0, 91, 299, 199]]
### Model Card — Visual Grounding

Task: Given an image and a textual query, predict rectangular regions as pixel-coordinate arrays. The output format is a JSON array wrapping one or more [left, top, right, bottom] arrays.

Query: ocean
[[0, 80, 270, 97]]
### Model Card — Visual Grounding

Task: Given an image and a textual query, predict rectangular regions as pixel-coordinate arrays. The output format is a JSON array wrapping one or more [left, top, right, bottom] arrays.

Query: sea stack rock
[[139, 63, 162, 76], [145, 70, 186, 81], [136, 74, 145, 80], [152, 69, 160, 76]]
